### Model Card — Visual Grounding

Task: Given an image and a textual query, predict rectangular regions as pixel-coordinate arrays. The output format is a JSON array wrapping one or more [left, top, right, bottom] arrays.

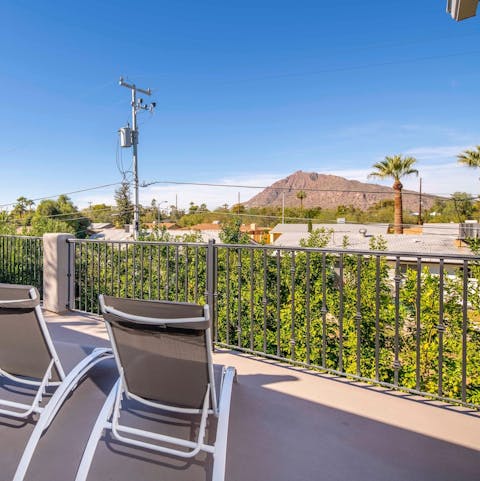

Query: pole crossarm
[[119, 77, 152, 96]]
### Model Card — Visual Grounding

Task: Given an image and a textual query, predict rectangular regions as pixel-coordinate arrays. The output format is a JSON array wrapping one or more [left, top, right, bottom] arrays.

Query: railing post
[[43, 233, 74, 313], [207, 239, 216, 348]]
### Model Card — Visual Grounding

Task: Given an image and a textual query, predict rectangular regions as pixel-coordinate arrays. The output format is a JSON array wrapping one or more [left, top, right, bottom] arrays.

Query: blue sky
[[1, 0, 480, 210]]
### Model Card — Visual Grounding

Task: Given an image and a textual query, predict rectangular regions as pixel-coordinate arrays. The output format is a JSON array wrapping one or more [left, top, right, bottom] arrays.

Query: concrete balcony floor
[[0, 310, 479, 481]]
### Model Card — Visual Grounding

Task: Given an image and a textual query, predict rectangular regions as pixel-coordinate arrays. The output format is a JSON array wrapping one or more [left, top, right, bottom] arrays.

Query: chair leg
[[74, 380, 119, 481], [212, 367, 236, 481]]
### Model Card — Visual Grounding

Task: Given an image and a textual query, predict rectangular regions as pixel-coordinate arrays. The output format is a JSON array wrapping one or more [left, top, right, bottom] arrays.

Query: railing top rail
[[214, 242, 480, 262], [65, 237, 480, 261], [67, 238, 209, 248], [0, 235, 43, 241]]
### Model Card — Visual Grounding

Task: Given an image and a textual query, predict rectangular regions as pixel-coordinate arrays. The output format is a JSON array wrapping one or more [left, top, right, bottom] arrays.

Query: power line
[[217, 49, 480, 85], [0, 182, 124, 210], [142, 179, 469, 199]]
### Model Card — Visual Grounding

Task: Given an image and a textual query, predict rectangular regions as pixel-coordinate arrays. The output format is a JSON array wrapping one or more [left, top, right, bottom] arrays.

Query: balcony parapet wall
[[43, 233, 74, 313]]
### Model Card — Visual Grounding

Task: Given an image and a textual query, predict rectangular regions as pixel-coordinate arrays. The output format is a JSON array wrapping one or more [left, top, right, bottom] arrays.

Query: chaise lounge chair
[[0, 283, 113, 481], [75, 295, 236, 481]]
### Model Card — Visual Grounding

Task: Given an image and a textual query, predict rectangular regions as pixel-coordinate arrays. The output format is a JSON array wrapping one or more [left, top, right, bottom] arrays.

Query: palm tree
[[369, 155, 418, 234], [457, 145, 480, 169], [296, 190, 307, 210]]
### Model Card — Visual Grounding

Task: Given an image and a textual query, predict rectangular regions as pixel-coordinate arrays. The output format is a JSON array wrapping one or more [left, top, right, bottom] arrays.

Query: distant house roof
[[272, 222, 472, 256], [271, 223, 388, 236], [240, 223, 271, 233], [188, 223, 222, 231], [89, 226, 132, 241], [90, 222, 113, 230], [270, 223, 309, 234], [158, 222, 179, 230], [166, 228, 221, 243], [143, 222, 179, 230]]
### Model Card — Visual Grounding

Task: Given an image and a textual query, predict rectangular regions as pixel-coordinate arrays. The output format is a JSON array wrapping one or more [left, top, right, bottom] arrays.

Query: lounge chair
[[0, 283, 113, 481], [75, 295, 236, 481]]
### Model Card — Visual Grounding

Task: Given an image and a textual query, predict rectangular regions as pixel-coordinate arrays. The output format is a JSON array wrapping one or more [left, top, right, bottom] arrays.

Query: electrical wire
[[142, 179, 480, 200], [0, 182, 124, 210], [208, 49, 480, 85]]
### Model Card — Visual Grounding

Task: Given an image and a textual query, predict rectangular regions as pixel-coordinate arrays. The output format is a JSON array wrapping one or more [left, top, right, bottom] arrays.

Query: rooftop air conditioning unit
[[447, 0, 479, 21]]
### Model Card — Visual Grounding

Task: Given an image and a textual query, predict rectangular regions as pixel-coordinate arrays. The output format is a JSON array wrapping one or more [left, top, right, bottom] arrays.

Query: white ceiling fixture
[[447, 0, 479, 21]]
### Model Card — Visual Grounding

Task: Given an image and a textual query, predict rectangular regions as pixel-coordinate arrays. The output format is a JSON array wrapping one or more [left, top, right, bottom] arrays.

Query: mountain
[[244, 171, 437, 211]]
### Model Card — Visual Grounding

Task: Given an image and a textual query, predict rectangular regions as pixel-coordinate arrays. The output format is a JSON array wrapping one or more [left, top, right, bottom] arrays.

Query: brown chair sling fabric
[[103, 296, 210, 409], [76, 295, 236, 480], [0, 284, 115, 481], [0, 283, 61, 381]]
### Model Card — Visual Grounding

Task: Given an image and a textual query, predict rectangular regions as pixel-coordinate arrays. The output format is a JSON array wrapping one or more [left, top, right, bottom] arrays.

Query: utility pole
[[118, 77, 156, 240], [418, 177, 423, 225], [282, 192, 285, 224]]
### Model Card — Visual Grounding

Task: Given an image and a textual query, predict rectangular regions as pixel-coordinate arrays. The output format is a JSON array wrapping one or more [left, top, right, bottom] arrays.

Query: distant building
[[88, 223, 132, 241], [143, 222, 179, 230], [270, 222, 475, 274], [240, 223, 271, 244]]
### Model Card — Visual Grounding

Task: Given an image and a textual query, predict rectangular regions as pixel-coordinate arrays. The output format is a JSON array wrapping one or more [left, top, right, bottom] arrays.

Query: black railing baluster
[[184, 246, 189, 302], [322, 252, 328, 369], [276, 250, 281, 357], [165, 245, 170, 300], [132, 244, 136, 299], [226, 248, 230, 345], [237, 248, 242, 348], [194, 246, 199, 303], [140, 244, 144, 299], [157, 245, 161, 300], [290, 250, 296, 361], [249, 248, 254, 350], [262, 249, 268, 354], [438, 259, 445, 397], [462, 260, 468, 403], [339, 253, 344, 373], [355, 255, 362, 377], [375, 255, 380, 382], [125, 243, 129, 298], [77, 242, 82, 310], [415, 257, 422, 391], [149, 244, 153, 300], [393, 256, 401, 386], [306, 251, 311, 365], [175, 245, 179, 302]]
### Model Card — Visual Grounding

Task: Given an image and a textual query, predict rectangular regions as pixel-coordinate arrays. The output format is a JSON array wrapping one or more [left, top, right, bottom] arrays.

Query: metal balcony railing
[[1, 235, 479, 407], [64, 237, 480, 408], [0, 235, 43, 295]]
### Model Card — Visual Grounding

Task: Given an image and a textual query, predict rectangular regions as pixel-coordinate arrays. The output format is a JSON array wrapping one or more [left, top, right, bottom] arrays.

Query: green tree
[[0, 211, 14, 234], [299, 227, 332, 248], [219, 218, 250, 244], [84, 204, 114, 223], [296, 190, 307, 210], [11, 197, 29, 220], [29, 217, 74, 236], [458, 145, 480, 169], [188, 202, 199, 214], [369, 155, 418, 234], [114, 181, 133, 228], [31, 196, 89, 236]]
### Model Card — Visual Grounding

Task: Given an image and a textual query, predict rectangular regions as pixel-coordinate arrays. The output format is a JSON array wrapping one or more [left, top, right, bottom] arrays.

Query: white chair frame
[[75, 295, 236, 481], [0, 287, 113, 481]]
